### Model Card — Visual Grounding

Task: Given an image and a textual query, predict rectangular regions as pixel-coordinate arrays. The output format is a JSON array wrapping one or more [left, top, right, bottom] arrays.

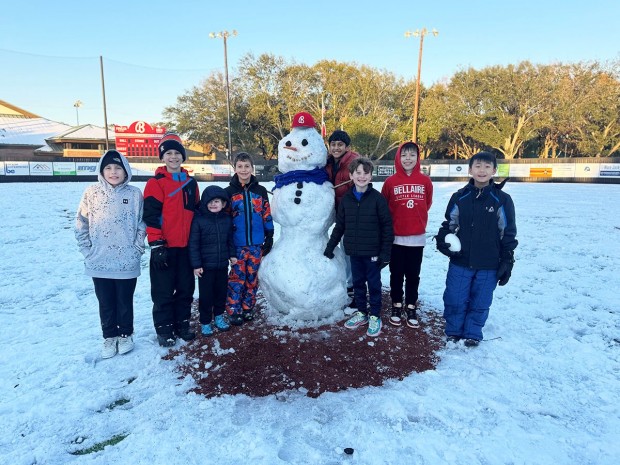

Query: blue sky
[[2, 0, 619, 126]]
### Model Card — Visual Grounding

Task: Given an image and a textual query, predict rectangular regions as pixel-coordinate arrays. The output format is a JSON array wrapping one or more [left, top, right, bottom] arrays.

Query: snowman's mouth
[[286, 153, 311, 162]]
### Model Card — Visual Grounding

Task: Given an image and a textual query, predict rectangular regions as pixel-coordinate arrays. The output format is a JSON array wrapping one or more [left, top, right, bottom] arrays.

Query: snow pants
[[197, 268, 228, 324], [226, 245, 262, 315], [389, 244, 424, 306], [150, 247, 195, 337], [93, 277, 137, 339], [350, 256, 382, 317], [443, 263, 497, 341]]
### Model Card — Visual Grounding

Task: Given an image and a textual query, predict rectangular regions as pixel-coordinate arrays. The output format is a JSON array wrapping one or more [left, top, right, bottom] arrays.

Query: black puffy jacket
[[437, 179, 518, 270], [326, 185, 394, 262], [188, 186, 236, 270]]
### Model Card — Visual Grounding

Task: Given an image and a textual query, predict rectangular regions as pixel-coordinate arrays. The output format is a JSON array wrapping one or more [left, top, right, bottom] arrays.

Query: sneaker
[[464, 338, 480, 347], [367, 315, 382, 337], [344, 311, 369, 329], [242, 310, 255, 322], [101, 337, 118, 359], [201, 323, 214, 337], [389, 304, 403, 327], [177, 328, 196, 341], [405, 305, 420, 329], [117, 335, 134, 355], [157, 334, 176, 347], [446, 336, 461, 344], [229, 312, 243, 326], [214, 314, 231, 331]]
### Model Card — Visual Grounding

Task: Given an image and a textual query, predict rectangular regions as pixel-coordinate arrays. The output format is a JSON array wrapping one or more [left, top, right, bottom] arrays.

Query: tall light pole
[[209, 29, 237, 161], [404, 28, 438, 145], [73, 100, 83, 125]]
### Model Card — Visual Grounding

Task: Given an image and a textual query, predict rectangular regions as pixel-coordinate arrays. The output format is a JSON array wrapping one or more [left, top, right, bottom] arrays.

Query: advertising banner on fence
[[551, 164, 576, 178], [53, 162, 76, 176], [76, 162, 98, 176], [529, 165, 553, 178], [497, 164, 510, 178], [29, 162, 53, 176], [448, 164, 468, 177], [599, 163, 620, 177], [574, 164, 600, 177], [377, 165, 395, 177], [509, 164, 530, 177], [0, 161, 4, 175], [190, 164, 215, 176], [213, 165, 234, 177], [5, 161, 31, 176], [131, 163, 159, 176], [430, 165, 450, 177]]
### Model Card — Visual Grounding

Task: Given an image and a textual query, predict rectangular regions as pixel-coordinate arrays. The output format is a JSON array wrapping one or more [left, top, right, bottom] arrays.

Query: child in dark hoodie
[[381, 142, 433, 328], [188, 185, 237, 336]]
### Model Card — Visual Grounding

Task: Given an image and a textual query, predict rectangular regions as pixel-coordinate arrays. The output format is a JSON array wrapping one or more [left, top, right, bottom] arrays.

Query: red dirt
[[169, 290, 445, 398]]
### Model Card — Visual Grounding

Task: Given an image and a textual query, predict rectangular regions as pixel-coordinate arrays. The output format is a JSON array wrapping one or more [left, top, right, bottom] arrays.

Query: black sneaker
[[242, 310, 255, 321], [405, 305, 420, 329], [177, 328, 196, 341], [464, 338, 480, 347], [157, 334, 176, 347], [229, 313, 244, 326], [446, 336, 461, 344], [389, 305, 403, 326]]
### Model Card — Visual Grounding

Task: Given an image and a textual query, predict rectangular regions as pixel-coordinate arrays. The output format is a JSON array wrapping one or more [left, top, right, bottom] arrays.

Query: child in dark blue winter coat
[[188, 185, 237, 336], [436, 151, 518, 347]]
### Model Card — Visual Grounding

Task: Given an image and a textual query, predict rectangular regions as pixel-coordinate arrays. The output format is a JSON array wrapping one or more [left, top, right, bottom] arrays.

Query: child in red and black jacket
[[143, 133, 200, 347], [381, 141, 433, 329]]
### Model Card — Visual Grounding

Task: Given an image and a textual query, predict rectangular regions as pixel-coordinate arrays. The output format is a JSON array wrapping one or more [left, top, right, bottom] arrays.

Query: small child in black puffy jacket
[[188, 185, 237, 336]]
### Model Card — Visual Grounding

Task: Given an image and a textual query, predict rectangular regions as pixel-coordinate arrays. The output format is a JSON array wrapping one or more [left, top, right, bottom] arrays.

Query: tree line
[[162, 54, 620, 160]]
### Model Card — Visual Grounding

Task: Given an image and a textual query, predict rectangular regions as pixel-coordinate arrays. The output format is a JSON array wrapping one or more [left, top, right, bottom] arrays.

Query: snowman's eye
[[301, 139, 308, 146], [285, 141, 292, 147]]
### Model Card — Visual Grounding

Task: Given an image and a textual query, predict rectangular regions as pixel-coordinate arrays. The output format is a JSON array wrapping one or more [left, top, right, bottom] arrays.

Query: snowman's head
[[277, 112, 327, 173]]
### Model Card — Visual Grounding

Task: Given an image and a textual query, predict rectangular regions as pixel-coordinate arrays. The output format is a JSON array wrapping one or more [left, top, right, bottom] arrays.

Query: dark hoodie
[[188, 185, 236, 270], [380, 142, 433, 236]]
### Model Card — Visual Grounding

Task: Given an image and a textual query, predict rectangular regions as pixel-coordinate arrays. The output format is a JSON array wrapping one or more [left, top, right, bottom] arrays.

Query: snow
[[1, 181, 619, 464]]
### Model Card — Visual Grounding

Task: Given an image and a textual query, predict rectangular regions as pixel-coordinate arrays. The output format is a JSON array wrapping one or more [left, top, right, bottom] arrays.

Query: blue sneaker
[[344, 311, 369, 329], [367, 315, 382, 337], [214, 314, 230, 332], [201, 324, 214, 337]]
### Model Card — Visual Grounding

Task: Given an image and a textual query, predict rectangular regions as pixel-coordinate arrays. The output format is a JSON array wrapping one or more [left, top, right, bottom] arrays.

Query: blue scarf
[[273, 168, 329, 190]]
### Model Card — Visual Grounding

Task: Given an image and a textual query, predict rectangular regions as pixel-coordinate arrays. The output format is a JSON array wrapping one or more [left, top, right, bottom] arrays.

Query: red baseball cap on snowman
[[291, 112, 316, 129]]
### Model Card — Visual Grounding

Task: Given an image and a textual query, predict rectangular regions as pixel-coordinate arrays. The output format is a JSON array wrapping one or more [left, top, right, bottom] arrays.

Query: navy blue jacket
[[326, 185, 394, 262], [188, 186, 236, 270], [438, 179, 518, 270]]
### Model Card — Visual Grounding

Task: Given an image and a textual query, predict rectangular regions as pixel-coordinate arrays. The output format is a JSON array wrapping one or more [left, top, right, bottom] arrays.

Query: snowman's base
[[170, 290, 445, 399]]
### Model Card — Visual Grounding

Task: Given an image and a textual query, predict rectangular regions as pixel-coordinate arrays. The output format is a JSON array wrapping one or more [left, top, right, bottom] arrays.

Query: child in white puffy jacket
[[75, 150, 146, 359]]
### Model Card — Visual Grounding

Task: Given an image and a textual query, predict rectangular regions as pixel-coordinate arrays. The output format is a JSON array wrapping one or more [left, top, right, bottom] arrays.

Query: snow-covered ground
[[1, 181, 619, 465]]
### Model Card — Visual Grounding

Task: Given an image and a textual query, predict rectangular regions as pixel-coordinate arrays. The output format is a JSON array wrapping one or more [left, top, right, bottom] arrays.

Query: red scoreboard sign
[[114, 121, 167, 157]]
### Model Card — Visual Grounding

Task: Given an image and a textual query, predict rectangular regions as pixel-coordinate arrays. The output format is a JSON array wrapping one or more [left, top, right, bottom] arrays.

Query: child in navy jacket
[[436, 151, 518, 347]]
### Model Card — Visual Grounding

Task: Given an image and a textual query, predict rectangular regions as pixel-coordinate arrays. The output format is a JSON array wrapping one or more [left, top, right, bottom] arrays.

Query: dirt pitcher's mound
[[171, 291, 445, 398]]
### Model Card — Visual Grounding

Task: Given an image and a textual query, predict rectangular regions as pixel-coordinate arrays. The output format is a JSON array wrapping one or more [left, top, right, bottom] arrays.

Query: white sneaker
[[117, 335, 134, 355], [101, 337, 118, 359]]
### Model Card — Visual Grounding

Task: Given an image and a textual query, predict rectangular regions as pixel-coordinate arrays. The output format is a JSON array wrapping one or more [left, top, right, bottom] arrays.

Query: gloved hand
[[151, 245, 168, 270], [262, 235, 273, 256], [435, 229, 460, 258], [497, 251, 514, 286], [377, 256, 390, 269], [323, 248, 335, 259]]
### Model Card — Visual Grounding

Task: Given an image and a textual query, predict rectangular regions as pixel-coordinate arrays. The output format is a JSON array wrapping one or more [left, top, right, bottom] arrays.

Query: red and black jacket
[[143, 166, 200, 248]]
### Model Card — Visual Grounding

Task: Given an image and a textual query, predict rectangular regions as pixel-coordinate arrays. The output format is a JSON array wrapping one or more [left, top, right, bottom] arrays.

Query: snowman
[[259, 112, 348, 324]]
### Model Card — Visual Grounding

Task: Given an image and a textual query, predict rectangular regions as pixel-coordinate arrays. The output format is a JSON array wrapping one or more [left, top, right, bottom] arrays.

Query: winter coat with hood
[[188, 186, 236, 271], [437, 178, 518, 270], [325, 150, 360, 209], [75, 150, 146, 279], [381, 142, 433, 237]]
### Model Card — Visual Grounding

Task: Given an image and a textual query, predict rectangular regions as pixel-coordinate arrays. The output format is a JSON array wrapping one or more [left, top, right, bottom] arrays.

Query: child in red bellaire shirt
[[381, 141, 433, 328]]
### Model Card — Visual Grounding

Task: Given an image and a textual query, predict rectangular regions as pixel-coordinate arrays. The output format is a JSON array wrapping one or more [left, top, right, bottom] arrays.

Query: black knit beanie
[[328, 130, 351, 146]]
